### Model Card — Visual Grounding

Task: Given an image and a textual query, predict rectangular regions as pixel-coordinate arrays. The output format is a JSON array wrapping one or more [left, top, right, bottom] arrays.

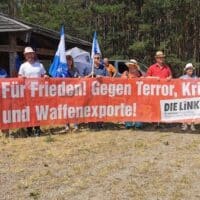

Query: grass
[[1, 129, 200, 200]]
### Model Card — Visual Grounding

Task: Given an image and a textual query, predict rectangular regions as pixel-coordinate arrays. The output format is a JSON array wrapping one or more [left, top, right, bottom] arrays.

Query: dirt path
[[1, 129, 200, 200]]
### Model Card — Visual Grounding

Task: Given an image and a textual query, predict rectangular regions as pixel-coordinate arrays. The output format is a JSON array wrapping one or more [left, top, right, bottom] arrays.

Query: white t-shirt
[[18, 61, 46, 78]]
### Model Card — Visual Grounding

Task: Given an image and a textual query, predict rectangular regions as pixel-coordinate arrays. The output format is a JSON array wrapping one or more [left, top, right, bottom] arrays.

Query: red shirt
[[147, 63, 172, 78]]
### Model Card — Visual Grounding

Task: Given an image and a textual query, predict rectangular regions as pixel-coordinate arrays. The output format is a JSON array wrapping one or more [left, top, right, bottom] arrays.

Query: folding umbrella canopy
[[66, 47, 91, 76], [66, 47, 91, 65]]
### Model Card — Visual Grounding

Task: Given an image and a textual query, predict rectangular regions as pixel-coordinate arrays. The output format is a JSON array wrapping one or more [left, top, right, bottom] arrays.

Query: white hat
[[24, 47, 35, 54], [125, 59, 139, 69], [155, 51, 165, 58], [184, 63, 194, 71]]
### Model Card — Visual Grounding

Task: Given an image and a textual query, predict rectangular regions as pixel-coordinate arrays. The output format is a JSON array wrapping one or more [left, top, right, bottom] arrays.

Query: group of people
[[0, 47, 198, 136]]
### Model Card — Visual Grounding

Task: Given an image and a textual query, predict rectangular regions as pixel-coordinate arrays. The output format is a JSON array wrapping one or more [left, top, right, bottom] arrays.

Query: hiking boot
[[27, 127, 33, 137], [73, 124, 79, 133], [181, 124, 188, 131], [65, 125, 70, 131], [135, 122, 143, 129], [34, 128, 41, 137], [190, 124, 196, 131]]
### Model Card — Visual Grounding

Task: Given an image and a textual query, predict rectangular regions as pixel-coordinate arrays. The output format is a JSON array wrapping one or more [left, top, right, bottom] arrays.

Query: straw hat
[[125, 59, 139, 69], [23, 47, 35, 54], [184, 63, 194, 71], [155, 51, 165, 58]]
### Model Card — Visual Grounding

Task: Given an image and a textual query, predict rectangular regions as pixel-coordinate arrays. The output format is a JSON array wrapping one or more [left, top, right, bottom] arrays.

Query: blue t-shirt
[[89, 64, 107, 77], [75, 62, 91, 77]]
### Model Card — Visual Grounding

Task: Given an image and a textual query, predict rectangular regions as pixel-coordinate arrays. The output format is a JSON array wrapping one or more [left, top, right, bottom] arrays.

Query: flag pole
[[91, 31, 101, 78], [91, 57, 94, 78]]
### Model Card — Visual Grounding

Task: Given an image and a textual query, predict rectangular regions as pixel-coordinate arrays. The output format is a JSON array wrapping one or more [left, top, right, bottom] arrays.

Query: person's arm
[[18, 64, 25, 78], [166, 67, 172, 80], [146, 67, 160, 79], [166, 75, 172, 80], [40, 63, 48, 78], [111, 65, 117, 77], [85, 66, 93, 78], [121, 71, 129, 78]]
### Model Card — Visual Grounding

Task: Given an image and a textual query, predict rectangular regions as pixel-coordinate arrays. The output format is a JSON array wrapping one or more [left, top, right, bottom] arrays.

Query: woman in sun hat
[[122, 59, 142, 78], [180, 63, 197, 132], [121, 59, 143, 129]]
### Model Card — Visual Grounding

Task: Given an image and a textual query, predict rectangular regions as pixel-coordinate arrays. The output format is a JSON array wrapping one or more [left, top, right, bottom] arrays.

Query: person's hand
[[166, 76, 172, 81], [18, 76, 26, 81], [96, 75, 102, 78], [43, 74, 49, 79], [156, 76, 160, 81]]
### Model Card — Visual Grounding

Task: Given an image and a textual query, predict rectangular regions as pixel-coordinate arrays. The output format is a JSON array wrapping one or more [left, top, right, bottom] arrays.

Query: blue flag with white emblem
[[91, 31, 101, 59], [49, 26, 68, 77]]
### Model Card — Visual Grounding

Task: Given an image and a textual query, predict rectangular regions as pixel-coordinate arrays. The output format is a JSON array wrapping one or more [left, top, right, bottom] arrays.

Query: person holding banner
[[65, 54, 80, 132], [180, 63, 197, 131], [18, 47, 48, 136], [147, 51, 172, 80], [87, 53, 107, 78], [122, 59, 143, 129], [87, 53, 108, 130], [0, 67, 9, 137], [103, 58, 117, 77], [147, 51, 172, 129]]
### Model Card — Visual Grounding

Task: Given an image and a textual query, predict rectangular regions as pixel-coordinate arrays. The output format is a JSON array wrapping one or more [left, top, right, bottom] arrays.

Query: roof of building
[[0, 14, 32, 32], [0, 13, 91, 47]]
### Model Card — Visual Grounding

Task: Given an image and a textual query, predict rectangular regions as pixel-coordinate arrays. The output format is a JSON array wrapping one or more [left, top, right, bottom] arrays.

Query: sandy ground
[[1, 125, 200, 200]]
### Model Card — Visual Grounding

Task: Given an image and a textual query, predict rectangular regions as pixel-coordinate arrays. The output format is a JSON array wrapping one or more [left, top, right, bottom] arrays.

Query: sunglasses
[[94, 57, 100, 60]]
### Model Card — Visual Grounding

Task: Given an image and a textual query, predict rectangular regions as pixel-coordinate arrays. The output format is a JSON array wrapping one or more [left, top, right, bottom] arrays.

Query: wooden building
[[0, 13, 91, 77]]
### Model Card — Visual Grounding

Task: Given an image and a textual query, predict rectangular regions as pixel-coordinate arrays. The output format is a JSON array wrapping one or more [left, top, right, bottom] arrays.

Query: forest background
[[1, 0, 200, 77]]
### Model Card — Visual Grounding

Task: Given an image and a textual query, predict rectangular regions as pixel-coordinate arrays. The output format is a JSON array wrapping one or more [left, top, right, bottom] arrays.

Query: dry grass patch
[[1, 130, 200, 200]]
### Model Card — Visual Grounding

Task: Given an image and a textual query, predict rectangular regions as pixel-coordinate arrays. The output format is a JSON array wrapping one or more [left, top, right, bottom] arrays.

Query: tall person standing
[[147, 51, 172, 128], [18, 47, 48, 136]]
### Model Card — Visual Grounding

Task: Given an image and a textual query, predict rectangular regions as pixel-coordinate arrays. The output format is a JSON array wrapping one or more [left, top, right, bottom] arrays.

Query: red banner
[[1, 77, 200, 129]]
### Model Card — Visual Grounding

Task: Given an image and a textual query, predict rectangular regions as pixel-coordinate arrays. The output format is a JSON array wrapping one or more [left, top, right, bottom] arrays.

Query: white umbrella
[[66, 47, 91, 65], [66, 47, 91, 76]]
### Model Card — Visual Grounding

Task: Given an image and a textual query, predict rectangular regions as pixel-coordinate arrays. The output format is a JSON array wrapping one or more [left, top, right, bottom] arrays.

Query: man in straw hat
[[147, 51, 172, 80], [18, 47, 48, 136], [147, 51, 172, 129]]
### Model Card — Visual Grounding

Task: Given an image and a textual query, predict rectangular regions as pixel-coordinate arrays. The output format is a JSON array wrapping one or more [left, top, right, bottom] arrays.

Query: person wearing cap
[[103, 58, 117, 77], [180, 63, 197, 80], [180, 63, 197, 131], [18, 47, 48, 136], [121, 59, 143, 129], [147, 51, 172, 80]]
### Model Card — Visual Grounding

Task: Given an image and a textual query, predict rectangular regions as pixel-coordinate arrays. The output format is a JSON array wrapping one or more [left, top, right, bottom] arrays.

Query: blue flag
[[91, 31, 101, 59], [49, 26, 68, 77], [0, 68, 7, 78]]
